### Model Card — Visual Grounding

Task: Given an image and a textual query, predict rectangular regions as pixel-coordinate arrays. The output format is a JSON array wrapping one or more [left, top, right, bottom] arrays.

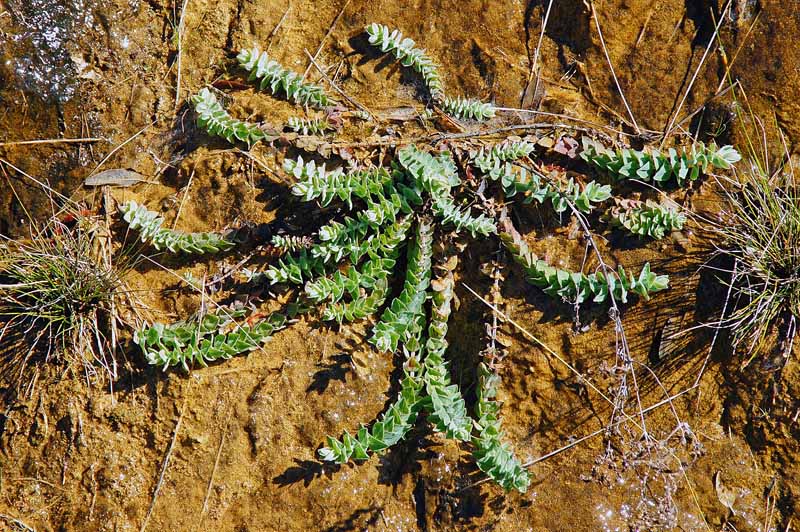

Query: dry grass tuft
[[708, 95, 800, 367], [0, 207, 137, 393], [713, 161, 800, 366]]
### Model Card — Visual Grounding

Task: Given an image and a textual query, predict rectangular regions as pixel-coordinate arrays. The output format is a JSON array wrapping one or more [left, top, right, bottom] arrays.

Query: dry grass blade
[[174, 0, 191, 108], [201, 423, 227, 517], [521, 0, 554, 108], [0, 138, 103, 147], [302, 0, 351, 79], [88, 122, 154, 177], [141, 379, 192, 532], [304, 50, 373, 118]]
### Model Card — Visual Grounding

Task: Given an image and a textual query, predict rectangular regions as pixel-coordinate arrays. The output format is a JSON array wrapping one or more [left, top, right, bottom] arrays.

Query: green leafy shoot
[[421, 270, 471, 441], [365, 23, 444, 101], [120, 200, 236, 255], [499, 216, 669, 304], [471, 150, 611, 214], [192, 88, 268, 146], [370, 220, 434, 353], [318, 348, 424, 463], [608, 199, 686, 239], [581, 137, 741, 187], [134, 311, 286, 371], [237, 46, 336, 108], [397, 145, 496, 236], [286, 116, 334, 136], [441, 96, 496, 121], [472, 363, 531, 492]]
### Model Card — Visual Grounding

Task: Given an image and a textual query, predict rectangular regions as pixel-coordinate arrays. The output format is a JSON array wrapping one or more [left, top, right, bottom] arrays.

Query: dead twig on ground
[[0, 158, 80, 207], [0, 514, 36, 531], [460, 385, 697, 491], [302, 0, 351, 80], [521, 0, 553, 108], [661, 0, 732, 143], [140, 379, 192, 532], [463, 283, 639, 425], [88, 122, 155, 177], [304, 50, 374, 119], [266, 1, 291, 53], [201, 423, 227, 517], [588, 0, 641, 133], [172, 166, 196, 229], [175, 0, 191, 108], [0, 138, 104, 147]]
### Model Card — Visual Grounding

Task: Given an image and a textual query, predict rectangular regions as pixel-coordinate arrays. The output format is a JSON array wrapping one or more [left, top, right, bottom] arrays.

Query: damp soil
[[0, 0, 799, 530]]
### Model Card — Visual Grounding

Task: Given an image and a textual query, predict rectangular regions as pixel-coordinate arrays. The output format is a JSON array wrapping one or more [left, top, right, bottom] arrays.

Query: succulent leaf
[[580, 137, 741, 187], [191, 88, 267, 146], [472, 363, 531, 492], [365, 23, 445, 101], [441, 96, 496, 121], [237, 46, 336, 108], [120, 200, 236, 255]]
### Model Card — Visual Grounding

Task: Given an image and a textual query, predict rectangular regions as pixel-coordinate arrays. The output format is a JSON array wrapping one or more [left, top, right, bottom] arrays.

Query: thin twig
[[0, 513, 36, 531], [634, 8, 654, 48], [266, 1, 291, 53], [0, 158, 80, 207], [588, 0, 641, 133], [304, 50, 374, 119], [692, 258, 735, 392], [89, 122, 154, 177], [463, 283, 645, 431], [674, 82, 736, 132], [234, 148, 286, 184], [140, 379, 192, 532], [521, 0, 553, 108], [661, 0, 732, 143], [302, 0, 351, 79], [175, 0, 191, 108], [517, 159, 651, 437], [715, 11, 760, 94], [201, 424, 227, 516], [172, 166, 196, 229], [461, 386, 697, 491], [493, 107, 649, 137], [0, 138, 104, 147]]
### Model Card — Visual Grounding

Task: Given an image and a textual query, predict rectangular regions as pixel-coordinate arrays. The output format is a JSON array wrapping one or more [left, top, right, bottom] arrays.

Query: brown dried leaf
[[84, 169, 149, 187], [496, 333, 513, 347], [714, 471, 739, 514], [553, 136, 580, 158], [441, 255, 459, 272]]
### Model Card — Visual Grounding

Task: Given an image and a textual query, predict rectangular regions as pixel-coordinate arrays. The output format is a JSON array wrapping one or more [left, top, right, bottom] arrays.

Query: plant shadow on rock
[[322, 506, 383, 532], [306, 353, 354, 394], [272, 458, 338, 488]]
